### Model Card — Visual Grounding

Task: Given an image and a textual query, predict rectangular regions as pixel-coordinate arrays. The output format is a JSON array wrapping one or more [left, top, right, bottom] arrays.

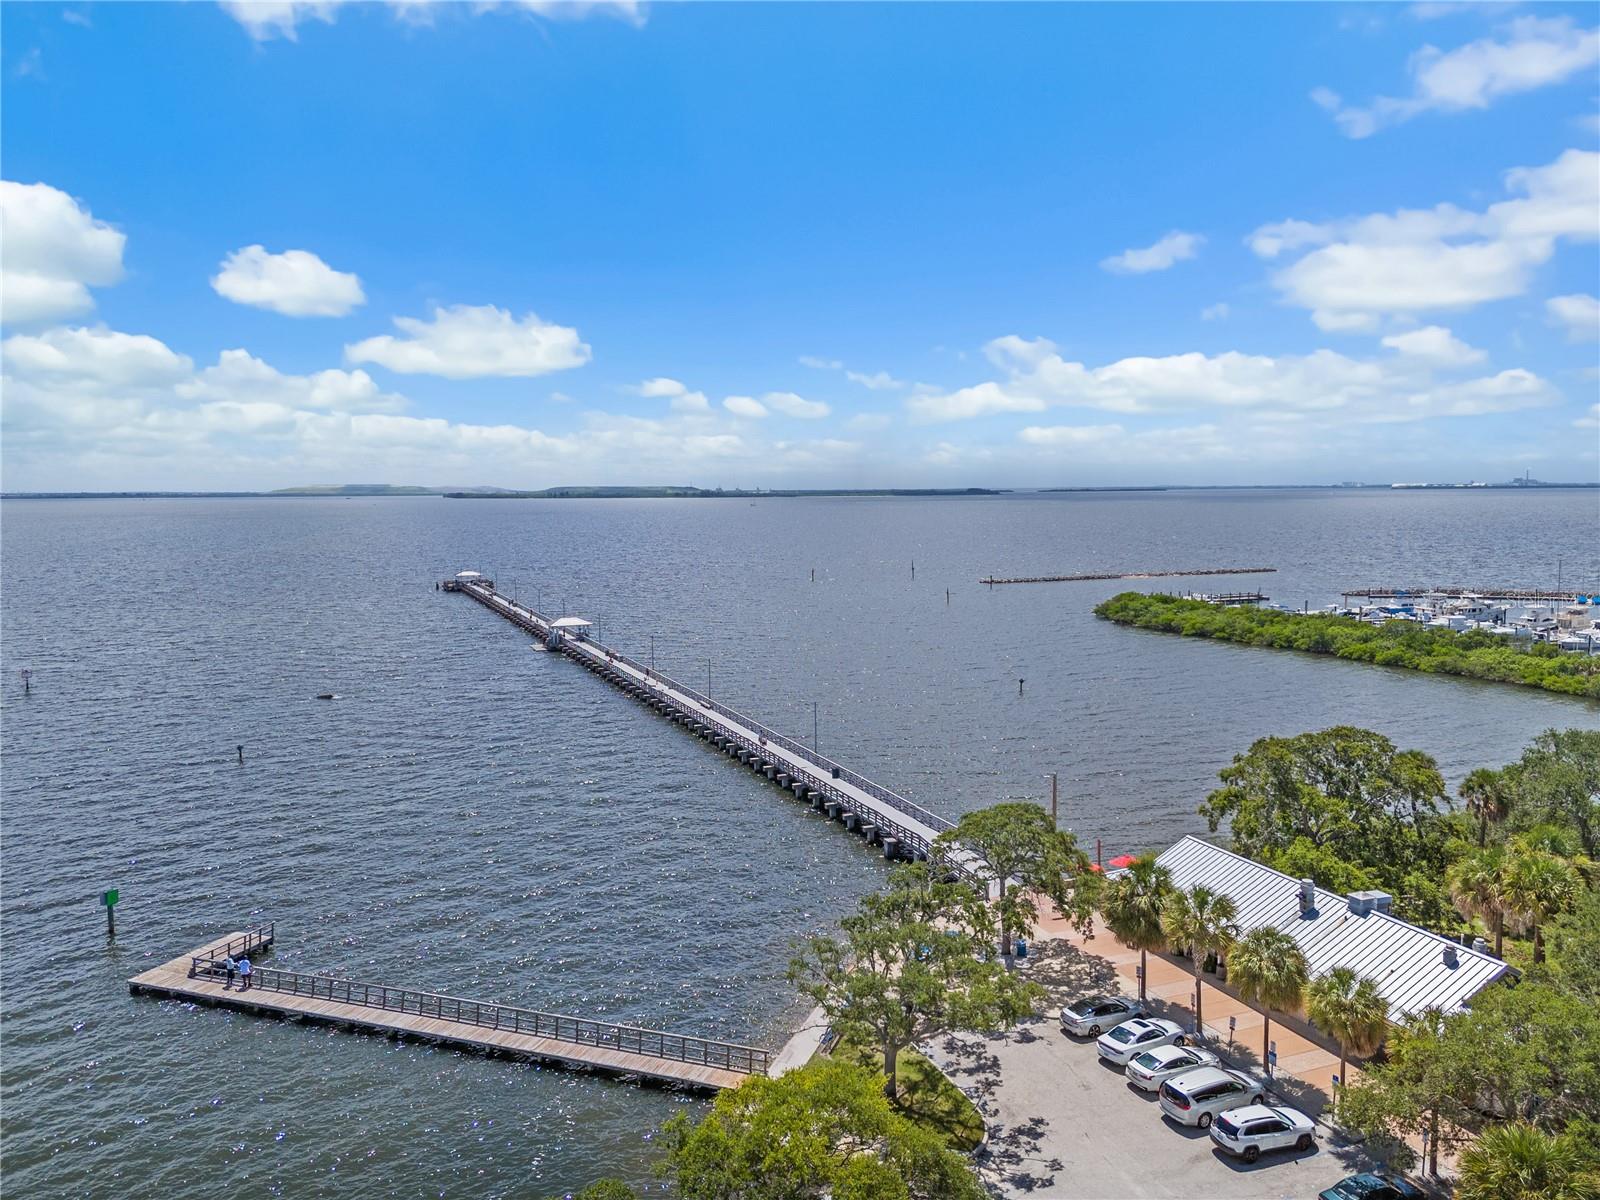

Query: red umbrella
[[1106, 853, 1138, 869]]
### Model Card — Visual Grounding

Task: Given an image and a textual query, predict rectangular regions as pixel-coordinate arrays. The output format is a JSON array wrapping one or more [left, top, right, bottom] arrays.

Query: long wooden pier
[[981, 566, 1276, 586], [129, 924, 770, 1090], [444, 574, 975, 873]]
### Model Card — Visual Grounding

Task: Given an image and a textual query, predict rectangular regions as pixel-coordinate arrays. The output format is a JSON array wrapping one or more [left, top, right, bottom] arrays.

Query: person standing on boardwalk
[[223, 955, 237, 990], [238, 956, 252, 992]]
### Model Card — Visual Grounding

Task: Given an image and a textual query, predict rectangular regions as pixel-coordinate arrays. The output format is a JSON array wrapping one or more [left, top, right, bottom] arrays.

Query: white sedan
[[1210, 1103, 1317, 1162], [1124, 1043, 1220, 1091], [1059, 995, 1146, 1037], [1095, 1017, 1190, 1065]]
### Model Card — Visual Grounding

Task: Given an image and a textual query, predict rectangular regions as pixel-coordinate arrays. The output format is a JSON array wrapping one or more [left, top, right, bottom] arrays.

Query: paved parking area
[[925, 1016, 1383, 1199]]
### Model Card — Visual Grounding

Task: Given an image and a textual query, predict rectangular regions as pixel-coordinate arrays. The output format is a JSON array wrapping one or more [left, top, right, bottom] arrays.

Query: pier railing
[[454, 581, 971, 870], [187, 955, 772, 1075], [188, 923, 275, 975]]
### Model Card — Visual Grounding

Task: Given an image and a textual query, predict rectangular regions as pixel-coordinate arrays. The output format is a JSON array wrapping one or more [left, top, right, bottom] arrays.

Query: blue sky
[[2, 1, 1597, 490]]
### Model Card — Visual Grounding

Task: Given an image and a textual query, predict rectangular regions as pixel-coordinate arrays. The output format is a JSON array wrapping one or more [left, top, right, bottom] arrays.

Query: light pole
[[812, 701, 819, 751], [650, 636, 656, 673], [706, 659, 712, 698]]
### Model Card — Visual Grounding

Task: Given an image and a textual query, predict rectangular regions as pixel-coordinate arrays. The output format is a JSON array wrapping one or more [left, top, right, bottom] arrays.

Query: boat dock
[[443, 574, 972, 871], [982, 566, 1276, 586], [1181, 591, 1269, 605], [1341, 586, 1591, 604], [129, 924, 771, 1090]]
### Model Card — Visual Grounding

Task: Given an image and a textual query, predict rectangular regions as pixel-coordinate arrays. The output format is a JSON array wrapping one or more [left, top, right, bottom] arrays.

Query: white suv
[[1158, 1066, 1264, 1128], [1210, 1104, 1316, 1162]]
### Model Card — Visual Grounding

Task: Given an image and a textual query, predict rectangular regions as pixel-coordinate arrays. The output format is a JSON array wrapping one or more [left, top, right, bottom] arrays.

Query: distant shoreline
[[3, 482, 1595, 500]]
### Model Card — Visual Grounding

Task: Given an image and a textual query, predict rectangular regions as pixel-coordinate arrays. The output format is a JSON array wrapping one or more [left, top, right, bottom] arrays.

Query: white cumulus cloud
[[1317, 16, 1600, 138], [762, 391, 830, 419], [0, 180, 126, 324], [1380, 325, 1487, 365], [344, 304, 590, 379], [220, 0, 643, 41], [907, 334, 1554, 426], [1546, 293, 1600, 341], [1100, 230, 1205, 275], [723, 395, 768, 419], [1250, 148, 1600, 328], [211, 245, 365, 317]]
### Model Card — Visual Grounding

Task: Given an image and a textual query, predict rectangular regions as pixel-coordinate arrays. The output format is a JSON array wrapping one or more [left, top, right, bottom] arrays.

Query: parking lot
[[925, 1016, 1384, 1199]]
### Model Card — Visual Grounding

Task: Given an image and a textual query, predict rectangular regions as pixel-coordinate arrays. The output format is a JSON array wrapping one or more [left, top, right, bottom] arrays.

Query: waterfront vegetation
[[1184, 724, 1600, 1182], [1095, 591, 1600, 699], [832, 1037, 986, 1153]]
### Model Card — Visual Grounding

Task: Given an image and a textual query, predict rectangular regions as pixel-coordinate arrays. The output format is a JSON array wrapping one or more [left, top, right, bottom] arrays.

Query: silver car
[[1095, 1017, 1189, 1065], [1158, 1066, 1265, 1128], [1210, 1103, 1316, 1162], [1059, 995, 1146, 1037], [1124, 1043, 1221, 1092]]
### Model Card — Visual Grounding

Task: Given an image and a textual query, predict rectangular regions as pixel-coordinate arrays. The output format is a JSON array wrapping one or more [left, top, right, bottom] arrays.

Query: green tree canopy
[[1456, 1123, 1600, 1200], [660, 1057, 986, 1200], [1097, 853, 1173, 1001], [1305, 965, 1387, 1085], [1227, 927, 1308, 1066], [1199, 726, 1450, 925], [788, 863, 1039, 1100], [1161, 884, 1238, 1037], [1502, 840, 1584, 964], [548, 1182, 638, 1200], [1505, 729, 1600, 859], [934, 802, 1096, 957]]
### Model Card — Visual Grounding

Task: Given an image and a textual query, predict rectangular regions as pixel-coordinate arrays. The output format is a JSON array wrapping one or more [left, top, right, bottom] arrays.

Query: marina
[[129, 925, 772, 1091], [1186, 587, 1600, 652]]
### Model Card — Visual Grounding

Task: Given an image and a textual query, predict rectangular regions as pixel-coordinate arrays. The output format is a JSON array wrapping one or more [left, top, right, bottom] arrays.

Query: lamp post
[[812, 701, 819, 751]]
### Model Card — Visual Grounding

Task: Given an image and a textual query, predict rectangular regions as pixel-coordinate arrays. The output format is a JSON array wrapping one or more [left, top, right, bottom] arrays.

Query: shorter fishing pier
[[443, 573, 973, 872], [129, 924, 771, 1090]]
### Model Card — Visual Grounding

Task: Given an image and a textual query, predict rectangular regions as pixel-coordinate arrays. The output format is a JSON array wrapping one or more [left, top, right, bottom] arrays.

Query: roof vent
[[1442, 945, 1459, 968], [1472, 936, 1488, 956], [1348, 890, 1393, 916], [1298, 878, 1316, 914]]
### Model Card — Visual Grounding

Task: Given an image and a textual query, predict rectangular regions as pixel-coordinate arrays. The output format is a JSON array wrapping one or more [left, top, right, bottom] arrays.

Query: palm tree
[[1457, 1123, 1600, 1200], [1460, 767, 1512, 847], [1227, 927, 1309, 1070], [1502, 843, 1582, 964], [1447, 846, 1511, 957], [1161, 884, 1239, 1040], [1304, 966, 1387, 1086], [1098, 854, 1173, 1001]]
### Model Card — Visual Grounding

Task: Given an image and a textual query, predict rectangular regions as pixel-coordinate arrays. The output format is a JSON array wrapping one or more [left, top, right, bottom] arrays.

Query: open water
[[2, 489, 1596, 1197]]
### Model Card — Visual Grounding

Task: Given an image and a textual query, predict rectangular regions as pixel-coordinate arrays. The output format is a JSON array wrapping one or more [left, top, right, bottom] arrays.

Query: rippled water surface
[[3, 490, 1597, 1196]]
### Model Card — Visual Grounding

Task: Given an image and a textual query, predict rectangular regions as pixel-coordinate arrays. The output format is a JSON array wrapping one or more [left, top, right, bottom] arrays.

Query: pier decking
[[445, 576, 975, 873], [129, 924, 769, 1090]]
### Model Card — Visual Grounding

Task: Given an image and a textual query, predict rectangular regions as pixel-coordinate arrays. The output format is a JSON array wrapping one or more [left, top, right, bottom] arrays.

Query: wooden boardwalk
[[129, 924, 767, 1091], [447, 576, 980, 876]]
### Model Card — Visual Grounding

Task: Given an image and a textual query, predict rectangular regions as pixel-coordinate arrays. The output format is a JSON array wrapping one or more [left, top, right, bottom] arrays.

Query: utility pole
[[1049, 772, 1058, 827]]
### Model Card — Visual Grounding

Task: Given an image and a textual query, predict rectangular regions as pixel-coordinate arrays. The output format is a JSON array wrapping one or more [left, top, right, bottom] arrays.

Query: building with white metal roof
[[1153, 835, 1512, 1023]]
